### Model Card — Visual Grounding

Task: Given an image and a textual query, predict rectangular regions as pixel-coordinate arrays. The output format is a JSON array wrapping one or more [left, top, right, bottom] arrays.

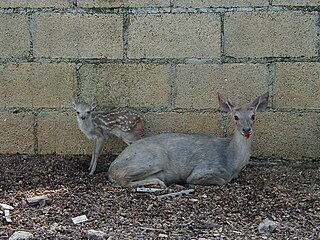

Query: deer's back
[[109, 133, 230, 184]]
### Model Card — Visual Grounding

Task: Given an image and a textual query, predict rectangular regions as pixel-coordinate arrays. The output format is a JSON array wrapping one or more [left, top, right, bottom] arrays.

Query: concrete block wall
[[0, 0, 319, 159]]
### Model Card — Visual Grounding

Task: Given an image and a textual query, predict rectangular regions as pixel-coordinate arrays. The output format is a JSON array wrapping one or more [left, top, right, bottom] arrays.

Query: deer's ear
[[251, 92, 269, 112], [91, 99, 97, 110], [218, 93, 235, 112]]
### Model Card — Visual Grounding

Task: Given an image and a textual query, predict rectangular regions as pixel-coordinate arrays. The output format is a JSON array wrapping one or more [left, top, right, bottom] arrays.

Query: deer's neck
[[226, 130, 252, 177], [77, 116, 94, 134]]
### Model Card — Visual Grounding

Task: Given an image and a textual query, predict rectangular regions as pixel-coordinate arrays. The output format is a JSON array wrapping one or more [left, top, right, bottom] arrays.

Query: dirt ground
[[0, 154, 319, 239]]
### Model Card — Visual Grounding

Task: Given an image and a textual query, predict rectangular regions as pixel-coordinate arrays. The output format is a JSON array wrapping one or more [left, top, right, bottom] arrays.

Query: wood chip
[[146, 203, 154, 211], [72, 215, 89, 224], [0, 203, 14, 210], [157, 189, 195, 200], [26, 195, 50, 206], [3, 210, 12, 224], [140, 227, 166, 233], [3, 210, 9, 217]]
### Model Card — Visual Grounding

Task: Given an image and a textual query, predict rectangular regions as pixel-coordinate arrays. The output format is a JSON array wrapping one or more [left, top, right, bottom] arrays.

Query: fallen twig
[[157, 189, 195, 200]]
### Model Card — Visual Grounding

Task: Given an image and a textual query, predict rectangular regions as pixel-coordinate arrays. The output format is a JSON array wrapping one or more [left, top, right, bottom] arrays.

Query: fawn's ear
[[91, 99, 97, 110], [251, 92, 269, 112], [218, 93, 235, 112], [72, 99, 77, 110]]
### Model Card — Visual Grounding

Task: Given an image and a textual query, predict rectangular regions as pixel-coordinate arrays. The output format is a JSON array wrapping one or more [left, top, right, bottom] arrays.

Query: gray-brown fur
[[72, 99, 145, 175], [108, 92, 269, 187]]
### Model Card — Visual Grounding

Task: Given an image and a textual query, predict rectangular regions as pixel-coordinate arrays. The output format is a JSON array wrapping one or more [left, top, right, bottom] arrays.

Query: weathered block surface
[[224, 11, 318, 58], [253, 112, 320, 158], [0, 14, 29, 58], [145, 111, 224, 136], [274, 62, 320, 109], [37, 112, 127, 155], [128, 13, 221, 59], [0, 63, 76, 108], [174, 0, 269, 7], [79, 64, 171, 108], [38, 112, 91, 155], [78, 0, 170, 8], [175, 64, 268, 109], [34, 13, 123, 59], [0, 112, 34, 154], [227, 112, 320, 158], [273, 0, 320, 6], [0, 0, 70, 8]]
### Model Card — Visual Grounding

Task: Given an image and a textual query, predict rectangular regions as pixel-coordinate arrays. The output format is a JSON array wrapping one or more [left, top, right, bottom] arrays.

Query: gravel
[[0, 154, 319, 239]]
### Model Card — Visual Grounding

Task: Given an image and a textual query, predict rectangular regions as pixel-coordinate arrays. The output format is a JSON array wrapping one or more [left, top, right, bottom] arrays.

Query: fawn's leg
[[89, 137, 106, 175], [88, 139, 96, 171]]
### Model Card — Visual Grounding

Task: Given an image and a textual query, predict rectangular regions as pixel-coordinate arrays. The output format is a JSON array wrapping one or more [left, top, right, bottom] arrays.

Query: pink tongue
[[243, 132, 251, 138]]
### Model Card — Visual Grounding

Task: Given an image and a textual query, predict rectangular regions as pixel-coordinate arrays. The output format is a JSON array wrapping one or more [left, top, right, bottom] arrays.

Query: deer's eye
[[87, 111, 91, 114], [251, 114, 255, 121], [76, 111, 80, 115], [234, 115, 239, 121]]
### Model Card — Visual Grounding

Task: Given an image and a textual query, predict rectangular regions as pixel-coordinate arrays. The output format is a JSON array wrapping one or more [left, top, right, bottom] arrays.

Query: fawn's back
[[73, 99, 144, 142]]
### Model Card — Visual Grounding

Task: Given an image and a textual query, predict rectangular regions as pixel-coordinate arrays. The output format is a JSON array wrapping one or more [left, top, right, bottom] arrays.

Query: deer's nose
[[81, 116, 86, 120], [242, 127, 251, 133]]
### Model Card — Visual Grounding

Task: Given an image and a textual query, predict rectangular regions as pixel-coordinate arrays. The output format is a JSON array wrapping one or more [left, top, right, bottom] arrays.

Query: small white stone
[[87, 229, 108, 240], [9, 231, 34, 240], [258, 219, 279, 233], [158, 233, 168, 238]]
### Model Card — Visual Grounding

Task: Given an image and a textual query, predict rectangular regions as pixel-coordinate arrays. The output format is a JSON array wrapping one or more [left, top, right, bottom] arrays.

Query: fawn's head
[[218, 92, 269, 138], [72, 99, 97, 121]]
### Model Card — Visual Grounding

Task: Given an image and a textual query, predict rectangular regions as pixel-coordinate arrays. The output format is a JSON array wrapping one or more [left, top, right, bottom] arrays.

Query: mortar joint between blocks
[[123, 11, 130, 63], [169, 64, 177, 110], [267, 63, 276, 109], [75, 64, 83, 98], [27, 12, 35, 61], [33, 111, 39, 156], [220, 12, 226, 63]]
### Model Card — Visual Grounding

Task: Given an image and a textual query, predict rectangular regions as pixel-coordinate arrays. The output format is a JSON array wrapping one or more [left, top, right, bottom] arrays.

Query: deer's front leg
[[89, 137, 106, 175]]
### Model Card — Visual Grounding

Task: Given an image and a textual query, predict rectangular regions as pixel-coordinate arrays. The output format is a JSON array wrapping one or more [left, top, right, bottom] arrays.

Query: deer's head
[[72, 99, 97, 121], [218, 92, 269, 138]]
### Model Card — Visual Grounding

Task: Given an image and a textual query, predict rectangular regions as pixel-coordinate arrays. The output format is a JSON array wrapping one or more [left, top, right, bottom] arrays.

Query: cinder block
[[0, 14, 29, 58], [0, 0, 70, 8], [253, 112, 320, 158], [145, 111, 224, 137], [174, 0, 269, 7], [0, 63, 76, 108], [224, 11, 318, 58], [34, 13, 123, 59], [175, 64, 269, 109], [273, 0, 320, 6], [78, 0, 170, 8], [38, 111, 90, 155], [227, 112, 320, 158], [79, 64, 171, 108], [37, 112, 127, 155], [0, 112, 34, 154], [128, 13, 221, 59], [274, 62, 320, 109]]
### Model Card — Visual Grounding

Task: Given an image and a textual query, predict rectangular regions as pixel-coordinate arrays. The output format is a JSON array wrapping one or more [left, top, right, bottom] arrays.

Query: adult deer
[[108, 92, 268, 187]]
